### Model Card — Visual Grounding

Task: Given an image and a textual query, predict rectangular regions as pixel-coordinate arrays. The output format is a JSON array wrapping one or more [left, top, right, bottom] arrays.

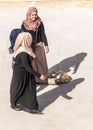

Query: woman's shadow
[[49, 52, 87, 74], [37, 52, 87, 111], [38, 78, 84, 111]]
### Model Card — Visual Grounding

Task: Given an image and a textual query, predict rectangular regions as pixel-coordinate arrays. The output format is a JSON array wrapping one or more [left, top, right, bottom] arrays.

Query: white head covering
[[13, 32, 35, 58]]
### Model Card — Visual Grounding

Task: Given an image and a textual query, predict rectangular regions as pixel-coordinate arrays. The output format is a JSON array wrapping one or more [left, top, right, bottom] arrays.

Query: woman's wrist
[[45, 46, 49, 53]]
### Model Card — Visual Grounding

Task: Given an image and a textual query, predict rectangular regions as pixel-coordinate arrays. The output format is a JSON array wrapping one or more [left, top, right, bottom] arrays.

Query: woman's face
[[29, 11, 38, 21]]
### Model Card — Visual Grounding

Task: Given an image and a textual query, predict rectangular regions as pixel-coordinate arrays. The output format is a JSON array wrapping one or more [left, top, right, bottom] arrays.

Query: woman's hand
[[45, 46, 49, 53], [40, 75, 46, 80]]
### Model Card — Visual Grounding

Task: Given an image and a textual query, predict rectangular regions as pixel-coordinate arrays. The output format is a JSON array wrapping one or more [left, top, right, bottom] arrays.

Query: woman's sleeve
[[21, 22, 26, 32], [21, 52, 41, 78], [40, 22, 48, 46]]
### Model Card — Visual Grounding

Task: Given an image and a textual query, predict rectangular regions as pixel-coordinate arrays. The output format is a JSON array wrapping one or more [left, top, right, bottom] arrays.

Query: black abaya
[[10, 52, 41, 112]]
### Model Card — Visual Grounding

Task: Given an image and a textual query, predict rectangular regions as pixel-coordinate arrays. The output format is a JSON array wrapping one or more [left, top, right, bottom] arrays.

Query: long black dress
[[10, 52, 41, 112]]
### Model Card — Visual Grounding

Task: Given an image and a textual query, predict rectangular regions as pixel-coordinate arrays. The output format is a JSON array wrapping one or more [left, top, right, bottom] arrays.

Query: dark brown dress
[[32, 43, 48, 83]]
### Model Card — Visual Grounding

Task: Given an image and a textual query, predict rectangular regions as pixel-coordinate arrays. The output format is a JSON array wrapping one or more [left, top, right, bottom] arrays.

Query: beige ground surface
[[1, 0, 93, 7], [0, 2, 93, 130]]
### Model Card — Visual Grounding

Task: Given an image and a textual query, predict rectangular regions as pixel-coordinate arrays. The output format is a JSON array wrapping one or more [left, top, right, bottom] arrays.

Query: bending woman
[[10, 32, 46, 114]]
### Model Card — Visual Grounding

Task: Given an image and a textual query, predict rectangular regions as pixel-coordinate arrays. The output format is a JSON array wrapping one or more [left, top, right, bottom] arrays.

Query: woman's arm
[[21, 23, 27, 32], [21, 52, 41, 77], [40, 22, 49, 53], [40, 22, 48, 46]]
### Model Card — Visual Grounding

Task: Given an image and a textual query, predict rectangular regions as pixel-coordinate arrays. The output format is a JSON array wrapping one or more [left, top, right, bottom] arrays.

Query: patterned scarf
[[23, 7, 41, 31]]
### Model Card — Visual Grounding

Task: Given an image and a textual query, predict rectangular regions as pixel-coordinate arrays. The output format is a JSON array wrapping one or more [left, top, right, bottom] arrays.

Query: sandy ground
[[1, 0, 93, 8], [0, 3, 93, 130]]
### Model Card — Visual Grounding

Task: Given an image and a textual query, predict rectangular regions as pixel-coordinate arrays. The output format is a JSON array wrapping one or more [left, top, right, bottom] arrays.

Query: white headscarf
[[13, 32, 36, 58]]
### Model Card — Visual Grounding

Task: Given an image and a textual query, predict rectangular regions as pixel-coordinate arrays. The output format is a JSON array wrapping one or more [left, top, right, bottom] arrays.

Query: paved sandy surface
[[0, 4, 93, 130], [1, 0, 93, 8]]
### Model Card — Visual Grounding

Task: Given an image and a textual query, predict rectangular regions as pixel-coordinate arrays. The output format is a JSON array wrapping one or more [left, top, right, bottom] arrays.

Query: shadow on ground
[[38, 77, 84, 111], [49, 52, 87, 74], [37, 52, 87, 111]]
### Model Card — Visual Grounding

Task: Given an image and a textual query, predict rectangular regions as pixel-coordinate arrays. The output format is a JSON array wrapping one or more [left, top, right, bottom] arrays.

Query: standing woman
[[10, 32, 46, 114], [21, 7, 49, 84]]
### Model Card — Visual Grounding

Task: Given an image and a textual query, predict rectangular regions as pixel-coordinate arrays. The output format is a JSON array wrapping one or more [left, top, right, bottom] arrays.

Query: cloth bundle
[[48, 71, 71, 85]]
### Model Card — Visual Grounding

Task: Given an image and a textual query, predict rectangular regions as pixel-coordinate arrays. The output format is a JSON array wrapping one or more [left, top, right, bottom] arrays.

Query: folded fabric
[[48, 71, 71, 85]]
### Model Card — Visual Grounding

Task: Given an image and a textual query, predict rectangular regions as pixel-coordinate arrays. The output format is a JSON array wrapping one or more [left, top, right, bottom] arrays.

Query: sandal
[[31, 109, 43, 114], [11, 106, 21, 111], [14, 107, 21, 111]]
